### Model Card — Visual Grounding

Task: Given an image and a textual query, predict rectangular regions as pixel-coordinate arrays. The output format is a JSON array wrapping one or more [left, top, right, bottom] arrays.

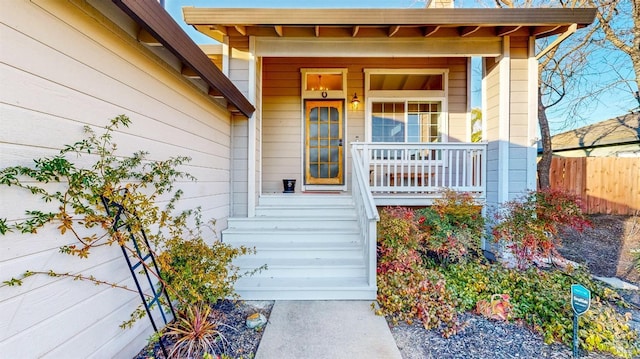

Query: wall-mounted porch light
[[350, 93, 360, 110]]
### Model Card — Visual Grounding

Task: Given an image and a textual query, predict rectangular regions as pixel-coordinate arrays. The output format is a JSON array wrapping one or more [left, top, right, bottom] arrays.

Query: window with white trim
[[365, 69, 448, 145], [371, 101, 443, 143]]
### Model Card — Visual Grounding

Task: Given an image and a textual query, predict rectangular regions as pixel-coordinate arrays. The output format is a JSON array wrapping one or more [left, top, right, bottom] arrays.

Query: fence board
[[548, 157, 640, 215]]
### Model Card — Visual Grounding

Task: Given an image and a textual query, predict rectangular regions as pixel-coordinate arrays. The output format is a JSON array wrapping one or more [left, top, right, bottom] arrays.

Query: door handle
[[338, 139, 343, 146]]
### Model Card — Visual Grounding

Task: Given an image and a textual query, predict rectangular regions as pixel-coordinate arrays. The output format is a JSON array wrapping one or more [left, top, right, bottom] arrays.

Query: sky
[[165, 0, 637, 135]]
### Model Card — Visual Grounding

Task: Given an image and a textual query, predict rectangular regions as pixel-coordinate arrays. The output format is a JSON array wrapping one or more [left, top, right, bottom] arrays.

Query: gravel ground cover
[[134, 300, 273, 359], [389, 313, 619, 359], [135, 299, 635, 359], [134, 215, 640, 358]]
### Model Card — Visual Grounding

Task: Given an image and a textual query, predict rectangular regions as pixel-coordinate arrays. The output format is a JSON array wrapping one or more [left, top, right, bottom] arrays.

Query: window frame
[[364, 69, 449, 143], [301, 68, 348, 100]]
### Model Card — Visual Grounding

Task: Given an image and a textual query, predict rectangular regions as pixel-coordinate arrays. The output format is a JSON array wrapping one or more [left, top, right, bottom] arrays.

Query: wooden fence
[[549, 157, 640, 215]]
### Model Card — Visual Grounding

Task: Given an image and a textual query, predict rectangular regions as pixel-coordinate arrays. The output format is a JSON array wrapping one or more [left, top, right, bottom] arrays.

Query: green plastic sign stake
[[571, 284, 591, 358]]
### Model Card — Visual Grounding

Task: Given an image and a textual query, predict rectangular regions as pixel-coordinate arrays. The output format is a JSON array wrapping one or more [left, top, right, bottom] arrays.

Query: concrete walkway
[[255, 301, 402, 359]]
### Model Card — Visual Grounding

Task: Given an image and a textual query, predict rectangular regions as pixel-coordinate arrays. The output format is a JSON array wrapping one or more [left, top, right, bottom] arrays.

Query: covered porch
[[353, 142, 486, 206], [183, 5, 595, 300]]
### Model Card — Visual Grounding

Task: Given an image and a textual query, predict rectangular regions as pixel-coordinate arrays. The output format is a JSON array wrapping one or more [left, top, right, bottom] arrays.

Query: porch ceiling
[[183, 7, 596, 44]]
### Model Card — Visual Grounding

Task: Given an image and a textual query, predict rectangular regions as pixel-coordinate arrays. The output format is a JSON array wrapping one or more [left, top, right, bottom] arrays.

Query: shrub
[[0, 116, 255, 329], [376, 207, 459, 337], [416, 190, 484, 265], [156, 209, 258, 308], [492, 189, 591, 269], [442, 261, 639, 358]]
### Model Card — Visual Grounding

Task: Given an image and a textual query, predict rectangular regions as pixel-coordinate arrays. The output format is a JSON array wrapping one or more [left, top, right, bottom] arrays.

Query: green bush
[[156, 209, 259, 308], [442, 261, 639, 358], [376, 207, 459, 337], [415, 190, 484, 265], [376, 194, 638, 358]]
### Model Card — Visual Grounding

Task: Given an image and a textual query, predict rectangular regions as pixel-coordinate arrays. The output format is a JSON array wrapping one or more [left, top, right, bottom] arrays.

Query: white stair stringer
[[222, 195, 376, 300]]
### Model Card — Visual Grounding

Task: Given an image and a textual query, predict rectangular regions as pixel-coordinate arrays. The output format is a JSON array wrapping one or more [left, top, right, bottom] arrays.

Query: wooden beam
[[234, 25, 247, 36], [210, 25, 228, 36], [537, 23, 577, 59], [352, 26, 360, 37], [274, 25, 283, 37], [193, 25, 225, 43], [388, 25, 400, 37], [422, 25, 440, 37], [137, 28, 161, 46], [113, 0, 255, 117], [460, 26, 481, 37], [531, 25, 562, 37], [496, 25, 521, 37], [208, 87, 223, 97], [227, 103, 241, 113], [181, 65, 200, 79], [315, 26, 320, 37]]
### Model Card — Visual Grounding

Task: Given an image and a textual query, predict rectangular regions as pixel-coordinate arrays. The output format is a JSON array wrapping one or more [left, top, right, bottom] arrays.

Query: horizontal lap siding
[[484, 57, 502, 206], [509, 37, 532, 199], [261, 57, 468, 193], [0, 1, 232, 357]]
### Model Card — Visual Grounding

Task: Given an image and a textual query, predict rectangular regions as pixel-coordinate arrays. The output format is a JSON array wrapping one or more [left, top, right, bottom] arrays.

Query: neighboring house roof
[[183, 7, 596, 42], [551, 112, 640, 152], [112, 0, 255, 117]]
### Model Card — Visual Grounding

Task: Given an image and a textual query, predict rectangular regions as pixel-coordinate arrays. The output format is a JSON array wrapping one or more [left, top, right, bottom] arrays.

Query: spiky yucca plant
[[165, 304, 230, 359]]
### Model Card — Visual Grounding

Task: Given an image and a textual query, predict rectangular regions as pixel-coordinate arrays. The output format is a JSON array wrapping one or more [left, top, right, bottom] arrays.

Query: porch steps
[[222, 195, 376, 300]]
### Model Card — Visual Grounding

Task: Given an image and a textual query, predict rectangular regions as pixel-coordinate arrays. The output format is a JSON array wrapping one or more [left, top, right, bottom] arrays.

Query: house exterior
[[550, 112, 640, 157], [0, 1, 251, 357], [0, 0, 594, 357], [182, 5, 595, 300]]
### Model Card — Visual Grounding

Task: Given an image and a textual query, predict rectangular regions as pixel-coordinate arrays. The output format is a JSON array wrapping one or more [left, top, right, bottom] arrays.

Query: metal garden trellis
[[101, 194, 176, 358]]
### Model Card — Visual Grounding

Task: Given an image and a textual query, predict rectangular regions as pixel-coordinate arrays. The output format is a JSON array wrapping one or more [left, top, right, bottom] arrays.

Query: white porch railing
[[351, 142, 487, 199], [350, 146, 379, 289]]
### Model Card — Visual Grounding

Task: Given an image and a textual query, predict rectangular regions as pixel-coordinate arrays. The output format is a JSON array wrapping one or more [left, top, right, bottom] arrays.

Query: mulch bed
[[389, 313, 619, 359], [133, 300, 273, 359], [132, 215, 640, 359], [389, 213, 640, 359], [557, 214, 640, 284]]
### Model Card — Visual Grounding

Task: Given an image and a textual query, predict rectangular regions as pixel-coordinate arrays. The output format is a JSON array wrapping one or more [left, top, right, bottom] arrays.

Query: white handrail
[[352, 142, 487, 198], [350, 145, 379, 288]]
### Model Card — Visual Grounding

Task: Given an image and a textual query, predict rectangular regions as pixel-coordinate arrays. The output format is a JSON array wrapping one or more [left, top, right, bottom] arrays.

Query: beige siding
[[232, 116, 249, 216], [484, 56, 502, 205], [509, 37, 533, 199], [484, 37, 535, 206], [261, 57, 468, 193], [0, 1, 232, 357], [229, 51, 250, 216]]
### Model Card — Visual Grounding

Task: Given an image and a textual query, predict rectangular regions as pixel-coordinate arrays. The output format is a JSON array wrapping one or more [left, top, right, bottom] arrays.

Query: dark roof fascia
[[551, 112, 640, 151], [112, 0, 255, 118], [552, 139, 640, 153]]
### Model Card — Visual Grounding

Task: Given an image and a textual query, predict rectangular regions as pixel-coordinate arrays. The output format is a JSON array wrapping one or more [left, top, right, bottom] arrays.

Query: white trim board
[[254, 37, 502, 57]]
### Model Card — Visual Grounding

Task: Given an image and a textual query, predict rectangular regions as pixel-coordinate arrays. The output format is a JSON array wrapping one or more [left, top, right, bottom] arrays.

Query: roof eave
[[113, 0, 255, 118], [183, 7, 596, 40]]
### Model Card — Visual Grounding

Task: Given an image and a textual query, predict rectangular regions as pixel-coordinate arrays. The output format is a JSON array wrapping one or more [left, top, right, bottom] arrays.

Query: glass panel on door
[[305, 100, 344, 185]]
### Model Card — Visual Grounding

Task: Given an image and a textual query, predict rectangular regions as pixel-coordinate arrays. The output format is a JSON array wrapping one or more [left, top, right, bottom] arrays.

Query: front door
[[305, 100, 344, 185]]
